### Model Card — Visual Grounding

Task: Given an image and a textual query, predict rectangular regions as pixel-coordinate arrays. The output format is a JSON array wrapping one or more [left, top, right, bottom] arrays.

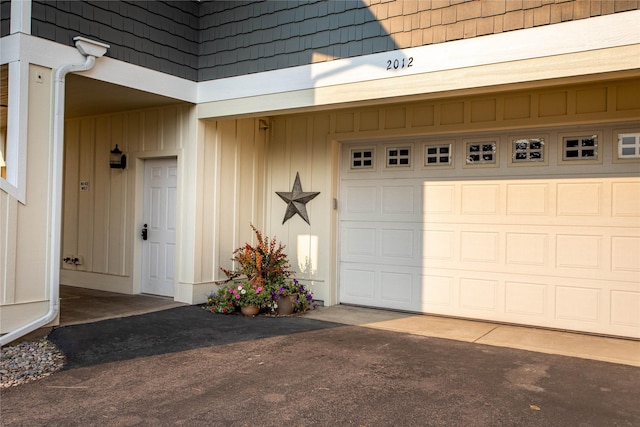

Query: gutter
[[0, 37, 109, 346]]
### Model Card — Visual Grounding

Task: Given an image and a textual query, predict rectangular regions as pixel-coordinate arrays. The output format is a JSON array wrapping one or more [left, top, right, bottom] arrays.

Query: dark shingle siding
[[31, 0, 199, 81], [0, 0, 10, 37], [196, 0, 640, 81], [23, 0, 640, 82]]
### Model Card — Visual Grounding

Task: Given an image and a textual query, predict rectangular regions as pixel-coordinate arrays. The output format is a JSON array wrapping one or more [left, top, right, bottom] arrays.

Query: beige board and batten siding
[[199, 115, 335, 305], [61, 112, 270, 304], [0, 66, 53, 333], [197, 118, 268, 284], [60, 105, 194, 297], [265, 114, 335, 305]]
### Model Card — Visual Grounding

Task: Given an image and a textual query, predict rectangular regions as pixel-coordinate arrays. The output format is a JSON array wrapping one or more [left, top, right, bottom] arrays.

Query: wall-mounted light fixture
[[110, 144, 126, 169]]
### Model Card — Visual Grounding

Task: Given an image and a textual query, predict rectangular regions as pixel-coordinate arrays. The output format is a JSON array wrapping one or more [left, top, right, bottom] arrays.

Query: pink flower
[[256, 287, 263, 293], [235, 294, 241, 299]]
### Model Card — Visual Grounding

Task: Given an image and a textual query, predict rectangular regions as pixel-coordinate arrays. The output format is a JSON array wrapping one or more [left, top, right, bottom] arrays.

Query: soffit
[[65, 74, 186, 119]]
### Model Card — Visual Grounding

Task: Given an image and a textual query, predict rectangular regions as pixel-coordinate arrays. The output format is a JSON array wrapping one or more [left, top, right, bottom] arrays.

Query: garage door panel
[[381, 185, 417, 215], [423, 184, 456, 214], [381, 228, 415, 258], [611, 235, 640, 273], [460, 231, 500, 263], [506, 183, 550, 215], [505, 281, 547, 317], [381, 271, 413, 303], [611, 291, 640, 328], [340, 263, 420, 310], [422, 232, 638, 283], [342, 226, 376, 257], [557, 182, 603, 216], [423, 230, 455, 260], [425, 179, 638, 228], [343, 180, 424, 221], [445, 269, 637, 336], [612, 181, 640, 217], [556, 286, 601, 322], [340, 267, 376, 300], [421, 224, 639, 283], [461, 184, 501, 215], [505, 233, 548, 266], [344, 186, 377, 216], [459, 277, 499, 312], [342, 222, 422, 267], [421, 275, 455, 307], [555, 234, 603, 269]]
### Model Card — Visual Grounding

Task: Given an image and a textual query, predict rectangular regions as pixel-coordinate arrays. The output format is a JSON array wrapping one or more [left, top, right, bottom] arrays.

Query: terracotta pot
[[240, 305, 260, 316], [276, 294, 296, 316]]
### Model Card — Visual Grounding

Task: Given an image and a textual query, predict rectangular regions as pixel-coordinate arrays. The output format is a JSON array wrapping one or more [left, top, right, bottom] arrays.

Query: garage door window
[[424, 143, 452, 167], [465, 140, 497, 167], [511, 137, 546, 164], [617, 133, 640, 159], [350, 148, 375, 170], [561, 134, 598, 161], [386, 146, 412, 168]]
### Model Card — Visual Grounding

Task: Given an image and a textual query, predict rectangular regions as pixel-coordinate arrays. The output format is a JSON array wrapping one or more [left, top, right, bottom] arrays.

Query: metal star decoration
[[276, 172, 320, 225]]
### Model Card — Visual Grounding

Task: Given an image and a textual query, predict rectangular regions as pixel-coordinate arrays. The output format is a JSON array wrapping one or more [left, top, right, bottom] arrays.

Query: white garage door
[[339, 129, 640, 338]]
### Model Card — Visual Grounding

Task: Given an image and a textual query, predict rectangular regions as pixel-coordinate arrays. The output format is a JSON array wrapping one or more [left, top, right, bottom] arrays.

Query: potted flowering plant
[[267, 278, 316, 315], [290, 279, 316, 312], [230, 281, 269, 306], [207, 225, 316, 316], [206, 280, 269, 316], [206, 288, 237, 314]]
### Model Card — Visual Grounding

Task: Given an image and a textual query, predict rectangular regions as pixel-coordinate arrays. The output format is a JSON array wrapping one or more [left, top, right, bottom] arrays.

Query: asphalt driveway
[[2, 306, 639, 426]]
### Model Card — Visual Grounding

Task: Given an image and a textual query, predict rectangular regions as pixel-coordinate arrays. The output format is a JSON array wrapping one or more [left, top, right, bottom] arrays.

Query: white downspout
[[0, 37, 109, 347]]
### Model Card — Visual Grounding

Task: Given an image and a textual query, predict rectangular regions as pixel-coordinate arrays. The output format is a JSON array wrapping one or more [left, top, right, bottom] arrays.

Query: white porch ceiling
[[65, 74, 187, 119]]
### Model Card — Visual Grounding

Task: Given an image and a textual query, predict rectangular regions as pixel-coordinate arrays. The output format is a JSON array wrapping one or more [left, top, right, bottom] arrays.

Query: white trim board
[[10, 0, 31, 35], [0, 51, 29, 202], [196, 44, 640, 119]]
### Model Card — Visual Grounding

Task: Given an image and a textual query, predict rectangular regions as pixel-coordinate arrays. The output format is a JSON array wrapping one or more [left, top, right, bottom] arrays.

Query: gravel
[[1, 339, 66, 389]]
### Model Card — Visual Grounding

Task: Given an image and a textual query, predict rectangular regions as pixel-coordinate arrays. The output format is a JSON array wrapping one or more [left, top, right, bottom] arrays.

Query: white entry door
[[142, 158, 177, 297]]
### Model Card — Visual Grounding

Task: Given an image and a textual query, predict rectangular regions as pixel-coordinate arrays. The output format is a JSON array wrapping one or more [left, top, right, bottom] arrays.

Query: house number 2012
[[386, 57, 413, 70]]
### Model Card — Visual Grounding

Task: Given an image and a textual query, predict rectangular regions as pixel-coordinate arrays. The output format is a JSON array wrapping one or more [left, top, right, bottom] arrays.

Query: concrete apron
[[304, 305, 640, 367], [6, 286, 187, 345], [57, 285, 186, 327]]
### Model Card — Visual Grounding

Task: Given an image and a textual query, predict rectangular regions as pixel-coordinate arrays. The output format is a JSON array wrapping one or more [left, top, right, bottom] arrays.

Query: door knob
[[141, 224, 148, 240]]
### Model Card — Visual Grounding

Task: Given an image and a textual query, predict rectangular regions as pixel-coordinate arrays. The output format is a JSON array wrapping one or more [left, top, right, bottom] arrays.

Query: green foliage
[[267, 277, 316, 313], [229, 281, 270, 307], [205, 287, 237, 314], [220, 224, 291, 285]]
